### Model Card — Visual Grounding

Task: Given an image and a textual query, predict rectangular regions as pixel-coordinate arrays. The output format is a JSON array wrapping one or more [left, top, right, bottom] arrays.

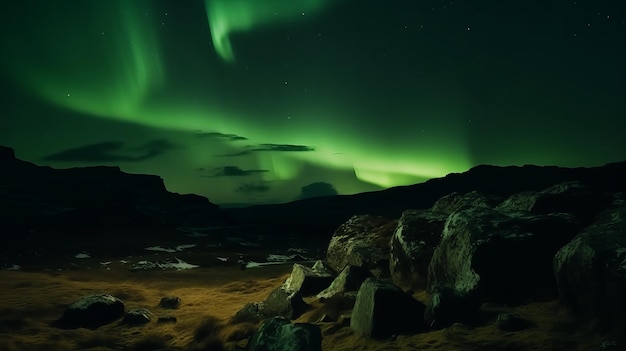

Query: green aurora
[[1, 0, 624, 205]]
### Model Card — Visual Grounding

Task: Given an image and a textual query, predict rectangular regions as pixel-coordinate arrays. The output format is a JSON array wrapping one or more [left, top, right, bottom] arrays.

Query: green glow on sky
[[2, 0, 623, 204], [204, 0, 332, 62], [10, 2, 164, 121]]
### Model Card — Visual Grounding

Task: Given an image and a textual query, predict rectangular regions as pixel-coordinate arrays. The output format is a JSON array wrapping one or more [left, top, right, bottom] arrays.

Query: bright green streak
[[204, 0, 332, 62], [1, 0, 473, 197]]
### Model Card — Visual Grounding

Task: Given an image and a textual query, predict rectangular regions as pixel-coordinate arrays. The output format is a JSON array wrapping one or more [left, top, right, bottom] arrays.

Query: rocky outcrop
[[431, 191, 500, 215], [389, 209, 447, 290], [428, 208, 580, 304], [248, 317, 322, 351], [496, 181, 611, 225], [350, 278, 427, 339], [53, 294, 124, 329], [553, 206, 626, 331], [263, 287, 309, 320], [326, 215, 396, 278]]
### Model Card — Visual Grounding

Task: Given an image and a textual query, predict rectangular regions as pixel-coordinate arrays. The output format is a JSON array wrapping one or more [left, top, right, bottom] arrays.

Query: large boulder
[[553, 206, 626, 331], [389, 209, 447, 290], [284, 261, 335, 296], [248, 317, 322, 351], [350, 278, 427, 339], [53, 293, 124, 329], [326, 215, 396, 278], [428, 208, 580, 304]]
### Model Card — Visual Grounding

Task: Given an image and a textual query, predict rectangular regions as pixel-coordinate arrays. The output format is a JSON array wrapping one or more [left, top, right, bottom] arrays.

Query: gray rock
[[389, 209, 447, 290], [317, 265, 371, 299], [248, 317, 322, 351], [158, 296, 181, 309], [350, 278, 426, 339], [157, 315, 177, 324], [326, 215, 396, 278], [122, 308, 153, 326], [53, 293, 124, 329], [232, 302, 264, 324], [554, 206, 626, 330], [283, 261, 335, 296], [263, 287, 309, 320], [428, 208, 579, 304]]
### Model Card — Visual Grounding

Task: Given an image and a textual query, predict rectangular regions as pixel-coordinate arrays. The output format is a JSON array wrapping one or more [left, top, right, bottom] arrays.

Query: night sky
[[1, 0, 624, 206]]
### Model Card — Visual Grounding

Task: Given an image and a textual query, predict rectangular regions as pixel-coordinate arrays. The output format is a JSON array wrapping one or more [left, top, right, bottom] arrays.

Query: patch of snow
[[245, 261, 287, 269], [216, 257, 228, 262], [164, 258, 199, 270], [75, 252, 90, 259], [175, 244, 196, 251], [119, 260, 129, 264], [145, 246, 177, 253], [146, 244, 196, 253], [267, 253, 311, 262], [5, 264, 21, 271], [100, 261, 111, 266], [288, 248, 308, 254], [131, 258, 199, 271], [239, 241, 261, 247], [267, 254, 295, 262]]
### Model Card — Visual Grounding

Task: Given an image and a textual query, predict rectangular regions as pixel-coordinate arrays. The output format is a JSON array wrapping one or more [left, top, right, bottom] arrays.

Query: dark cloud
[[297, 182, 338, 200], [195, 131, 248, 141], [236, 182, 271, 194], [43, 140, 176, 162], [214, 150, 253, 157], [130, 139, 177, 158], [215, 143, 315, 157], [253, 144, 315, 152], [208, 166, 269, 177]]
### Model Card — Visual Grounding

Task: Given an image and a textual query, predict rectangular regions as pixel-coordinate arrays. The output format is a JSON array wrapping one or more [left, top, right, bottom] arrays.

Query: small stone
[[158, 296, 181, 309]]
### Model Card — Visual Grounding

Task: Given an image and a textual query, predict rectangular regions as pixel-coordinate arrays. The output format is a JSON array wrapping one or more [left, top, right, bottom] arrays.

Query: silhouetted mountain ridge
[[227, 160, 626, 242]]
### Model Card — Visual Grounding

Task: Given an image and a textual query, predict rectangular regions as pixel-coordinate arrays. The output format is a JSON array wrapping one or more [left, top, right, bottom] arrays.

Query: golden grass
[[0, 263, 614, 351]]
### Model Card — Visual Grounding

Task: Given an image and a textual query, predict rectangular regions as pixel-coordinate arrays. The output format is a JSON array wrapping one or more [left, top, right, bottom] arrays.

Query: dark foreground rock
[[351, 278, 427, 339], [53, 293, 124, 329], [424, 287, 481, 329], [554, 205, 626, 332], [248, 317, 322, 351]]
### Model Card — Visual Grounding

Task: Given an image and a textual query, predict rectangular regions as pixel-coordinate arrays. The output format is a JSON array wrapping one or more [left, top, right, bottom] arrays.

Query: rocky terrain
[[1, 145, 626, 350]]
